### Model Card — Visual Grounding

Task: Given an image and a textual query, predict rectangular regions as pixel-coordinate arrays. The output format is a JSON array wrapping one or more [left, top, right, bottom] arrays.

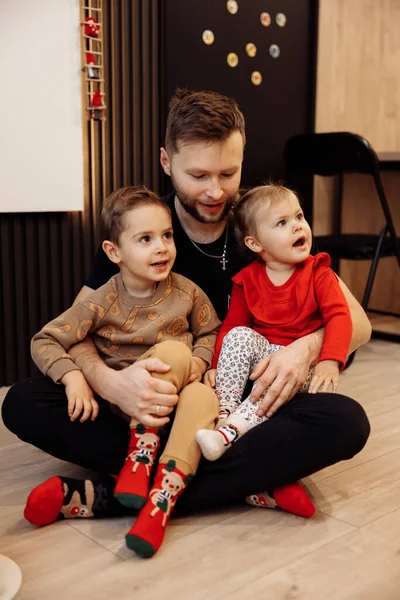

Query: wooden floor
[[1, 338, 400, 600]]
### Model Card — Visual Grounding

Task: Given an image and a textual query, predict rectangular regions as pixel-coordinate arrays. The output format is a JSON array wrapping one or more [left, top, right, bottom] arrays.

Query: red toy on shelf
[[84, 16, 100, 38], [90, 89, 103, 120], [91, 89, 102, 107]]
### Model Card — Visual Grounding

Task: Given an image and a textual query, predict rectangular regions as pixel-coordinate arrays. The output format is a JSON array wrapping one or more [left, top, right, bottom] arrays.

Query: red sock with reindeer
[[125, 459, 193, 558], [24, 476, 127, 526], [246, 482, 315, 518], [114, 423, 160, 509]]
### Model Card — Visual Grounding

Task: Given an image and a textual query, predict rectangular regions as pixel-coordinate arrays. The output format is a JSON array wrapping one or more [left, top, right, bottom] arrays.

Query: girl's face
[[245, 192, 312, 267]]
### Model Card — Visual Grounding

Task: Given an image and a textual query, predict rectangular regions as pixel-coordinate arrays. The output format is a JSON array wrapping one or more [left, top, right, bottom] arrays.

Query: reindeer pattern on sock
[[246, 491, 278, 509], [149, 461, 193, 527], [128, 426, 160, 476], [60, 480, 95, 519]]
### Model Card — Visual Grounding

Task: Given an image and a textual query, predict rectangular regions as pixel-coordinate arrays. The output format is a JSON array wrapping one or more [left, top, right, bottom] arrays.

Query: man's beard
[[171, 175, 235, 224]]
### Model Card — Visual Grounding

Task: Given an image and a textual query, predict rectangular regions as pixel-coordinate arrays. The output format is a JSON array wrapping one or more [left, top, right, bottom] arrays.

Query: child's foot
[[114, 424, 160, 509], [24, 476, 127, 526], [125, 460, 193, 558], [246, 483, 315, 518], [197, 396, 267, 461], [196, 425, 239, 461]]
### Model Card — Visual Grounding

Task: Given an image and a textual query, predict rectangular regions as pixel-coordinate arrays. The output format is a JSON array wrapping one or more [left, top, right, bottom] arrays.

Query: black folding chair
[[284, 132, 400, 367]]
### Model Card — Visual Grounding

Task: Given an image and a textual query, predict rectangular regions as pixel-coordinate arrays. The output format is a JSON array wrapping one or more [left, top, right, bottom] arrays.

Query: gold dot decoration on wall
[[227, 52, 239, 67], [226, 0, 239, 15], [269, 44, 280, 58], [251, 71, 262, 86], [200, 2, 290, 87], [260, 12, 271, 27], [276, 12, 287, 27], [202, 29, 215, 45], [245, 43, 257, 58]]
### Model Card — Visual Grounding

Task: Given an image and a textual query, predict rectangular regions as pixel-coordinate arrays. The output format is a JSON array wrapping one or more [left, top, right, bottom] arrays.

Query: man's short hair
[[165, 89, 246, 155], [101, 185, 169, 244]]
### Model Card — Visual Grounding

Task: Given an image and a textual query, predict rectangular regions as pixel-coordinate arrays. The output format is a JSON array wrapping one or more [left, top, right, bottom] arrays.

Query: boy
[[28, 186, 220, 558]]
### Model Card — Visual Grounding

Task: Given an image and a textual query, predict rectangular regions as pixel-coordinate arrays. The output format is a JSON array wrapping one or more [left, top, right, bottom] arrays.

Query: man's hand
[[250, 336, 318, 418], [106, 358, 179, 427], [204, 368, 216, 388], [308, 360, 339, 394], [61, 370, 99, 423], [188, 356, 208, 384], [69, 340, 179, 427]]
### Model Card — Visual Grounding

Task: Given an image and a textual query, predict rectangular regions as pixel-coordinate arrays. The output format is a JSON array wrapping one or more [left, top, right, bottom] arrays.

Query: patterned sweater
[[31, 272, 221, 383]]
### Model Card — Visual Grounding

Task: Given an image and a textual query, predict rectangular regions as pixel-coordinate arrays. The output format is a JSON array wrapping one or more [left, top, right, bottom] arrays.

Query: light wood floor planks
[[1, 337, 400, 600]]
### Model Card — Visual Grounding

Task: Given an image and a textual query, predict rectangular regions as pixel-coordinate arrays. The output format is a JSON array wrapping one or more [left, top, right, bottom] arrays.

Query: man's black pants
[[2, 376, 370, 514]]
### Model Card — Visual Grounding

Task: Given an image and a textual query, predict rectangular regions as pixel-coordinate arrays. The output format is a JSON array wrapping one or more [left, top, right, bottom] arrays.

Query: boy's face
[[109, 204, 176, 293], [160, 131, 244, 224], [246, 192, 312, 266]]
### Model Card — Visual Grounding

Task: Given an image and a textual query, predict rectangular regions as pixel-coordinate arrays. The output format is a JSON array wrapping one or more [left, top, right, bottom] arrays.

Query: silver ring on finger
[[156, 404, 161, 415]]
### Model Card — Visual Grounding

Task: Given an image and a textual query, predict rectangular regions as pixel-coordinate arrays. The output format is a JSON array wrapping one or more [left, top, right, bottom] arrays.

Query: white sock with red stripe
[[196, 396, 266, 461]]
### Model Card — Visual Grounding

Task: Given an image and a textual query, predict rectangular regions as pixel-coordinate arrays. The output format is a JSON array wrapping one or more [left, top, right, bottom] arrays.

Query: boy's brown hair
[[101, 185, 170, 244], [233, 184, 299, 257], [165, 89, 246, 155]]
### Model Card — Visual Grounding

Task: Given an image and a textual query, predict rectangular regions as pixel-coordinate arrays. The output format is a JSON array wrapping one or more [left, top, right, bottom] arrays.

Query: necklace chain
[[174, 197, 229, 270]]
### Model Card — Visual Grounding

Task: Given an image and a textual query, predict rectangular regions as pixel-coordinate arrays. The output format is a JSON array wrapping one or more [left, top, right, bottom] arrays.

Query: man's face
[[160, 131, 244, 224]]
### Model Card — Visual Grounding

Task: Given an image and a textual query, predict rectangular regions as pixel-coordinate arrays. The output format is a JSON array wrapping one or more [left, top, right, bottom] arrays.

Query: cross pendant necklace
[[221, 248, 228, 271], [174, 196, 229, 271]]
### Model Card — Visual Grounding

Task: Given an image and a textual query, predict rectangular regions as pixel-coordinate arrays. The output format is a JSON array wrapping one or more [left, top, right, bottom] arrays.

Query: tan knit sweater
[[31, 272, 221, 383]]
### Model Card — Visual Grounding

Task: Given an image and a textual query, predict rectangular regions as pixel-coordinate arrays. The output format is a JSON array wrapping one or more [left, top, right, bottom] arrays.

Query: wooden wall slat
[[132, 1, 142, 185], [1, 217, 17, 383]]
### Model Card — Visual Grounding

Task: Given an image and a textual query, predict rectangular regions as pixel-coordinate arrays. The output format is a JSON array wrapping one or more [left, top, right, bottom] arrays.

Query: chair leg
[[345, 227, 387, 371], [394, 236, 400, 270], [375, 178, 400, 270], [361, 226, 387, 310]]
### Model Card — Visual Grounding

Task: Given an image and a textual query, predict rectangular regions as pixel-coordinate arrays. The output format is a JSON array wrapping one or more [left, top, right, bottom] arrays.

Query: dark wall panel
[[164, 0, 317, 185]]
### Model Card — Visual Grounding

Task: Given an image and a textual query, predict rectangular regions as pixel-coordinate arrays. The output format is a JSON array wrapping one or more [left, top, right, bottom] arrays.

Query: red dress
[[212, 253, 352, 370]]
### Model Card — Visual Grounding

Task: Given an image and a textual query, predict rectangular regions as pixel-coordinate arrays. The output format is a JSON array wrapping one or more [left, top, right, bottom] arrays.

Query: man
[[2, 90, 370, 518]]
